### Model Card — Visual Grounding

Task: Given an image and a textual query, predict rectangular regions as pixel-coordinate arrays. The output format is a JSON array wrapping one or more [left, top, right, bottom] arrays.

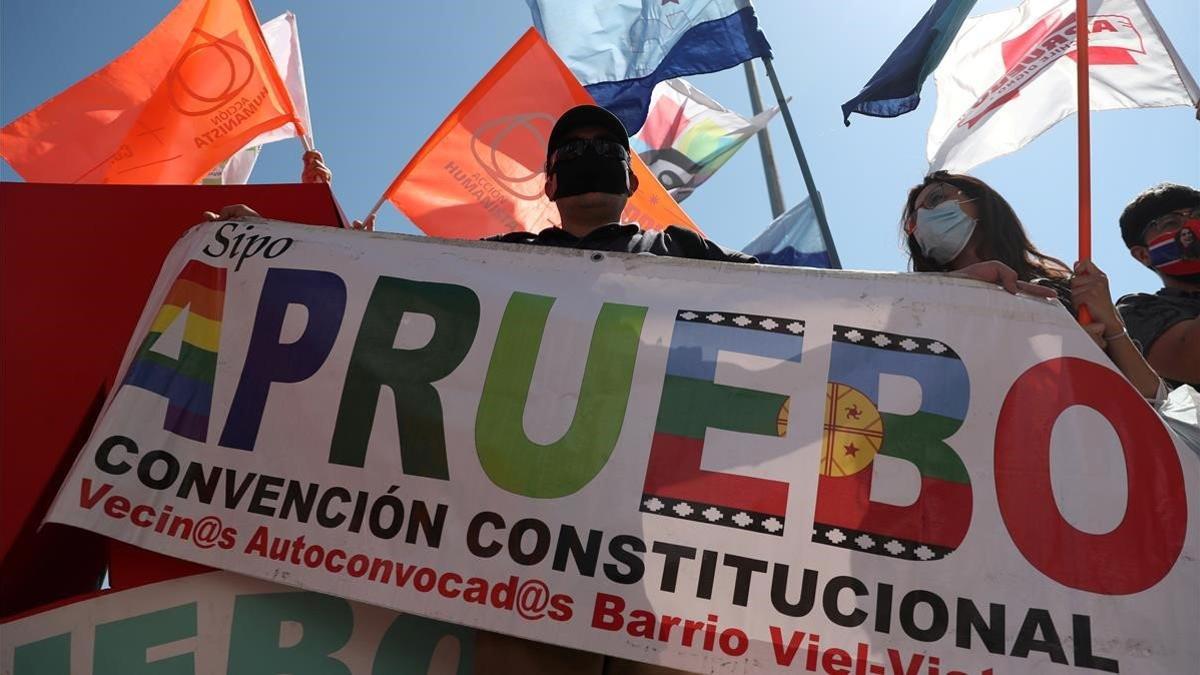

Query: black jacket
[[485, 223, 757, 264]]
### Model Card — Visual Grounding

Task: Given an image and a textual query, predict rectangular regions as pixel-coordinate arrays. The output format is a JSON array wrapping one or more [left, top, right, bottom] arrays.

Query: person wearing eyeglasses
[[1116, 183, 1200, 389], [483, 104, 756, 263], [901, 171, 1075, 284], [900, 171, 1163, 399]]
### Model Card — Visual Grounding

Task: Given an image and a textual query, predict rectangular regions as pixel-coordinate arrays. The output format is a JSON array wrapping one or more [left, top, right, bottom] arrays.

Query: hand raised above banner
[[301, 150, 332, 185], [951, 260, 1057, 297], [202, 204, 264, 222]]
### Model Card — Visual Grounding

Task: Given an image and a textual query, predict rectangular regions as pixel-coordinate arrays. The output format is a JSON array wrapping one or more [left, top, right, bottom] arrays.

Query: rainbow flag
[[123, 260, 226, 442], [632, 78, 779, 203]]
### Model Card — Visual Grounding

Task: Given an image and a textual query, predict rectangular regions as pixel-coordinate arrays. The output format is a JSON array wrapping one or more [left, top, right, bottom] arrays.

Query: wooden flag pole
[[1075, 0, 1094, 323], [366, 193, 387, 221], [762, 56, 842, 269], [1076, 0, 1092, 263]]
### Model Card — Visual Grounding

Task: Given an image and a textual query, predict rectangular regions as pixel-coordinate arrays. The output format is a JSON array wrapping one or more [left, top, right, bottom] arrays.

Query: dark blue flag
[[841, 0, 976, 126]]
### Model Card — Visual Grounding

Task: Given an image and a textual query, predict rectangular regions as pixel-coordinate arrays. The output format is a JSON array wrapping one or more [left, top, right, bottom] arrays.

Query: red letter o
[[996, 358, 1186, 594]]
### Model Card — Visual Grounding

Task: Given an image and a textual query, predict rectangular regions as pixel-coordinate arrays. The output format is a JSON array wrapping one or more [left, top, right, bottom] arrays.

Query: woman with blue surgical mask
[[901, 171, 1164, 400], [901, 171, 1069, 279]]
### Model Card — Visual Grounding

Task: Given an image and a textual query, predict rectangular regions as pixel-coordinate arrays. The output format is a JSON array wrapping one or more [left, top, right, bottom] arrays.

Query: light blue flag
[[742, 197, 835, 268], [527, 0, 771, 134]]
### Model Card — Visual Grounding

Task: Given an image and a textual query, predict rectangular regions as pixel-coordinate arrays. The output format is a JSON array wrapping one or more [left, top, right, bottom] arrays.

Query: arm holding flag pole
[[761, 56, 842, 269], [352, 194, 387, 231], [1070, 260, 1165, 399], [355, 174, 404, 230], [1069, 0, 1162, 398]]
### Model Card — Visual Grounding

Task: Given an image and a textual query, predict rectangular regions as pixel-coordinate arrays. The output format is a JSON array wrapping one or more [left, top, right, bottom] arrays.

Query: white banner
[[47, 220, 1198, 673], [0, 571, 473, 674], [928, 0, 1199, 172]]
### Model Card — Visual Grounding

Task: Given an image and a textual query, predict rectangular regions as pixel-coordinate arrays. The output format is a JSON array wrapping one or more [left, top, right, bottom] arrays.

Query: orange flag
[[0, 0, 303, 185], [384, 29, 700, 239]]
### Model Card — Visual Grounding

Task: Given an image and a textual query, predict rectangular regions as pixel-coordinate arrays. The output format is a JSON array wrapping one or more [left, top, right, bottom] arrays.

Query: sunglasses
[[548, 138, 629, 167]]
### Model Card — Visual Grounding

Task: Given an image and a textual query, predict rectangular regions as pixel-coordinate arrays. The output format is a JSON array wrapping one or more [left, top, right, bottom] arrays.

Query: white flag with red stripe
[[927, 0, 1198, 173]]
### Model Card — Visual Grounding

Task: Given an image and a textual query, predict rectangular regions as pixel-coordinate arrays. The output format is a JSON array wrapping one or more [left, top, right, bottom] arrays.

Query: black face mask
[[548, 150, 629, 200]]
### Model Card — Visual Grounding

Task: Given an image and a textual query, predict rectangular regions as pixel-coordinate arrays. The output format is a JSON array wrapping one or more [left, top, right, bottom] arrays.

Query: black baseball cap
[[546, 104, 630, 158]]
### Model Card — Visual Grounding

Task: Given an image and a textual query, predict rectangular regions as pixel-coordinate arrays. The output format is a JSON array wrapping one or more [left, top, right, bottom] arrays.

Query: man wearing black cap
[[485, 104, 756, 263], [1115, 183, 1200, 388], [471, 105, 741, 675]]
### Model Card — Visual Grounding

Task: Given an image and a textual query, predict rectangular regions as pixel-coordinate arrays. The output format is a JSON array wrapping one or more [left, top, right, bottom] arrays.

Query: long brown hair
[[901, 171, 1070, 281]]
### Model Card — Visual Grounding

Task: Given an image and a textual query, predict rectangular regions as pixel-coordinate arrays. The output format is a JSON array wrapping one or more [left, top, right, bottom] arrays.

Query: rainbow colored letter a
[[122, 260, 226, 442]]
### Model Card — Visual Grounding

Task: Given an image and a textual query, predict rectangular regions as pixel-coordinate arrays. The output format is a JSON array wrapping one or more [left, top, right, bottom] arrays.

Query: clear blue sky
[[2, 0, 1197, 298]]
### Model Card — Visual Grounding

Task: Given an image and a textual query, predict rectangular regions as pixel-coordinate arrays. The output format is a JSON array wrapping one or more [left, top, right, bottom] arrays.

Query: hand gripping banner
[[47, 220, 1197, 674]]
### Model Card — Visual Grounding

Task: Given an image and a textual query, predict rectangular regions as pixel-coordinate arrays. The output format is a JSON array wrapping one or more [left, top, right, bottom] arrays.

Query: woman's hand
[[949, 261, 1057, 297], [1070, 260, 1163, 399], [1070, 260, 1122, 336]]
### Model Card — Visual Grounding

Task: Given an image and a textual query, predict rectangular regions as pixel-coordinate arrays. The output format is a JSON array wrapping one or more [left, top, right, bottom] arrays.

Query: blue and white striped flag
[[526, 0, 771, 133], [742, 197, 835, 268]]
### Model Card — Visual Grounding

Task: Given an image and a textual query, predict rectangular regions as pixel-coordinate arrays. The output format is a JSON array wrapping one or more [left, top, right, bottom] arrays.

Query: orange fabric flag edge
[[0, 0, 307, 185], [381, 29, 543, 201], [232, 0, 306, 139], [382, 27, 701, 237]]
